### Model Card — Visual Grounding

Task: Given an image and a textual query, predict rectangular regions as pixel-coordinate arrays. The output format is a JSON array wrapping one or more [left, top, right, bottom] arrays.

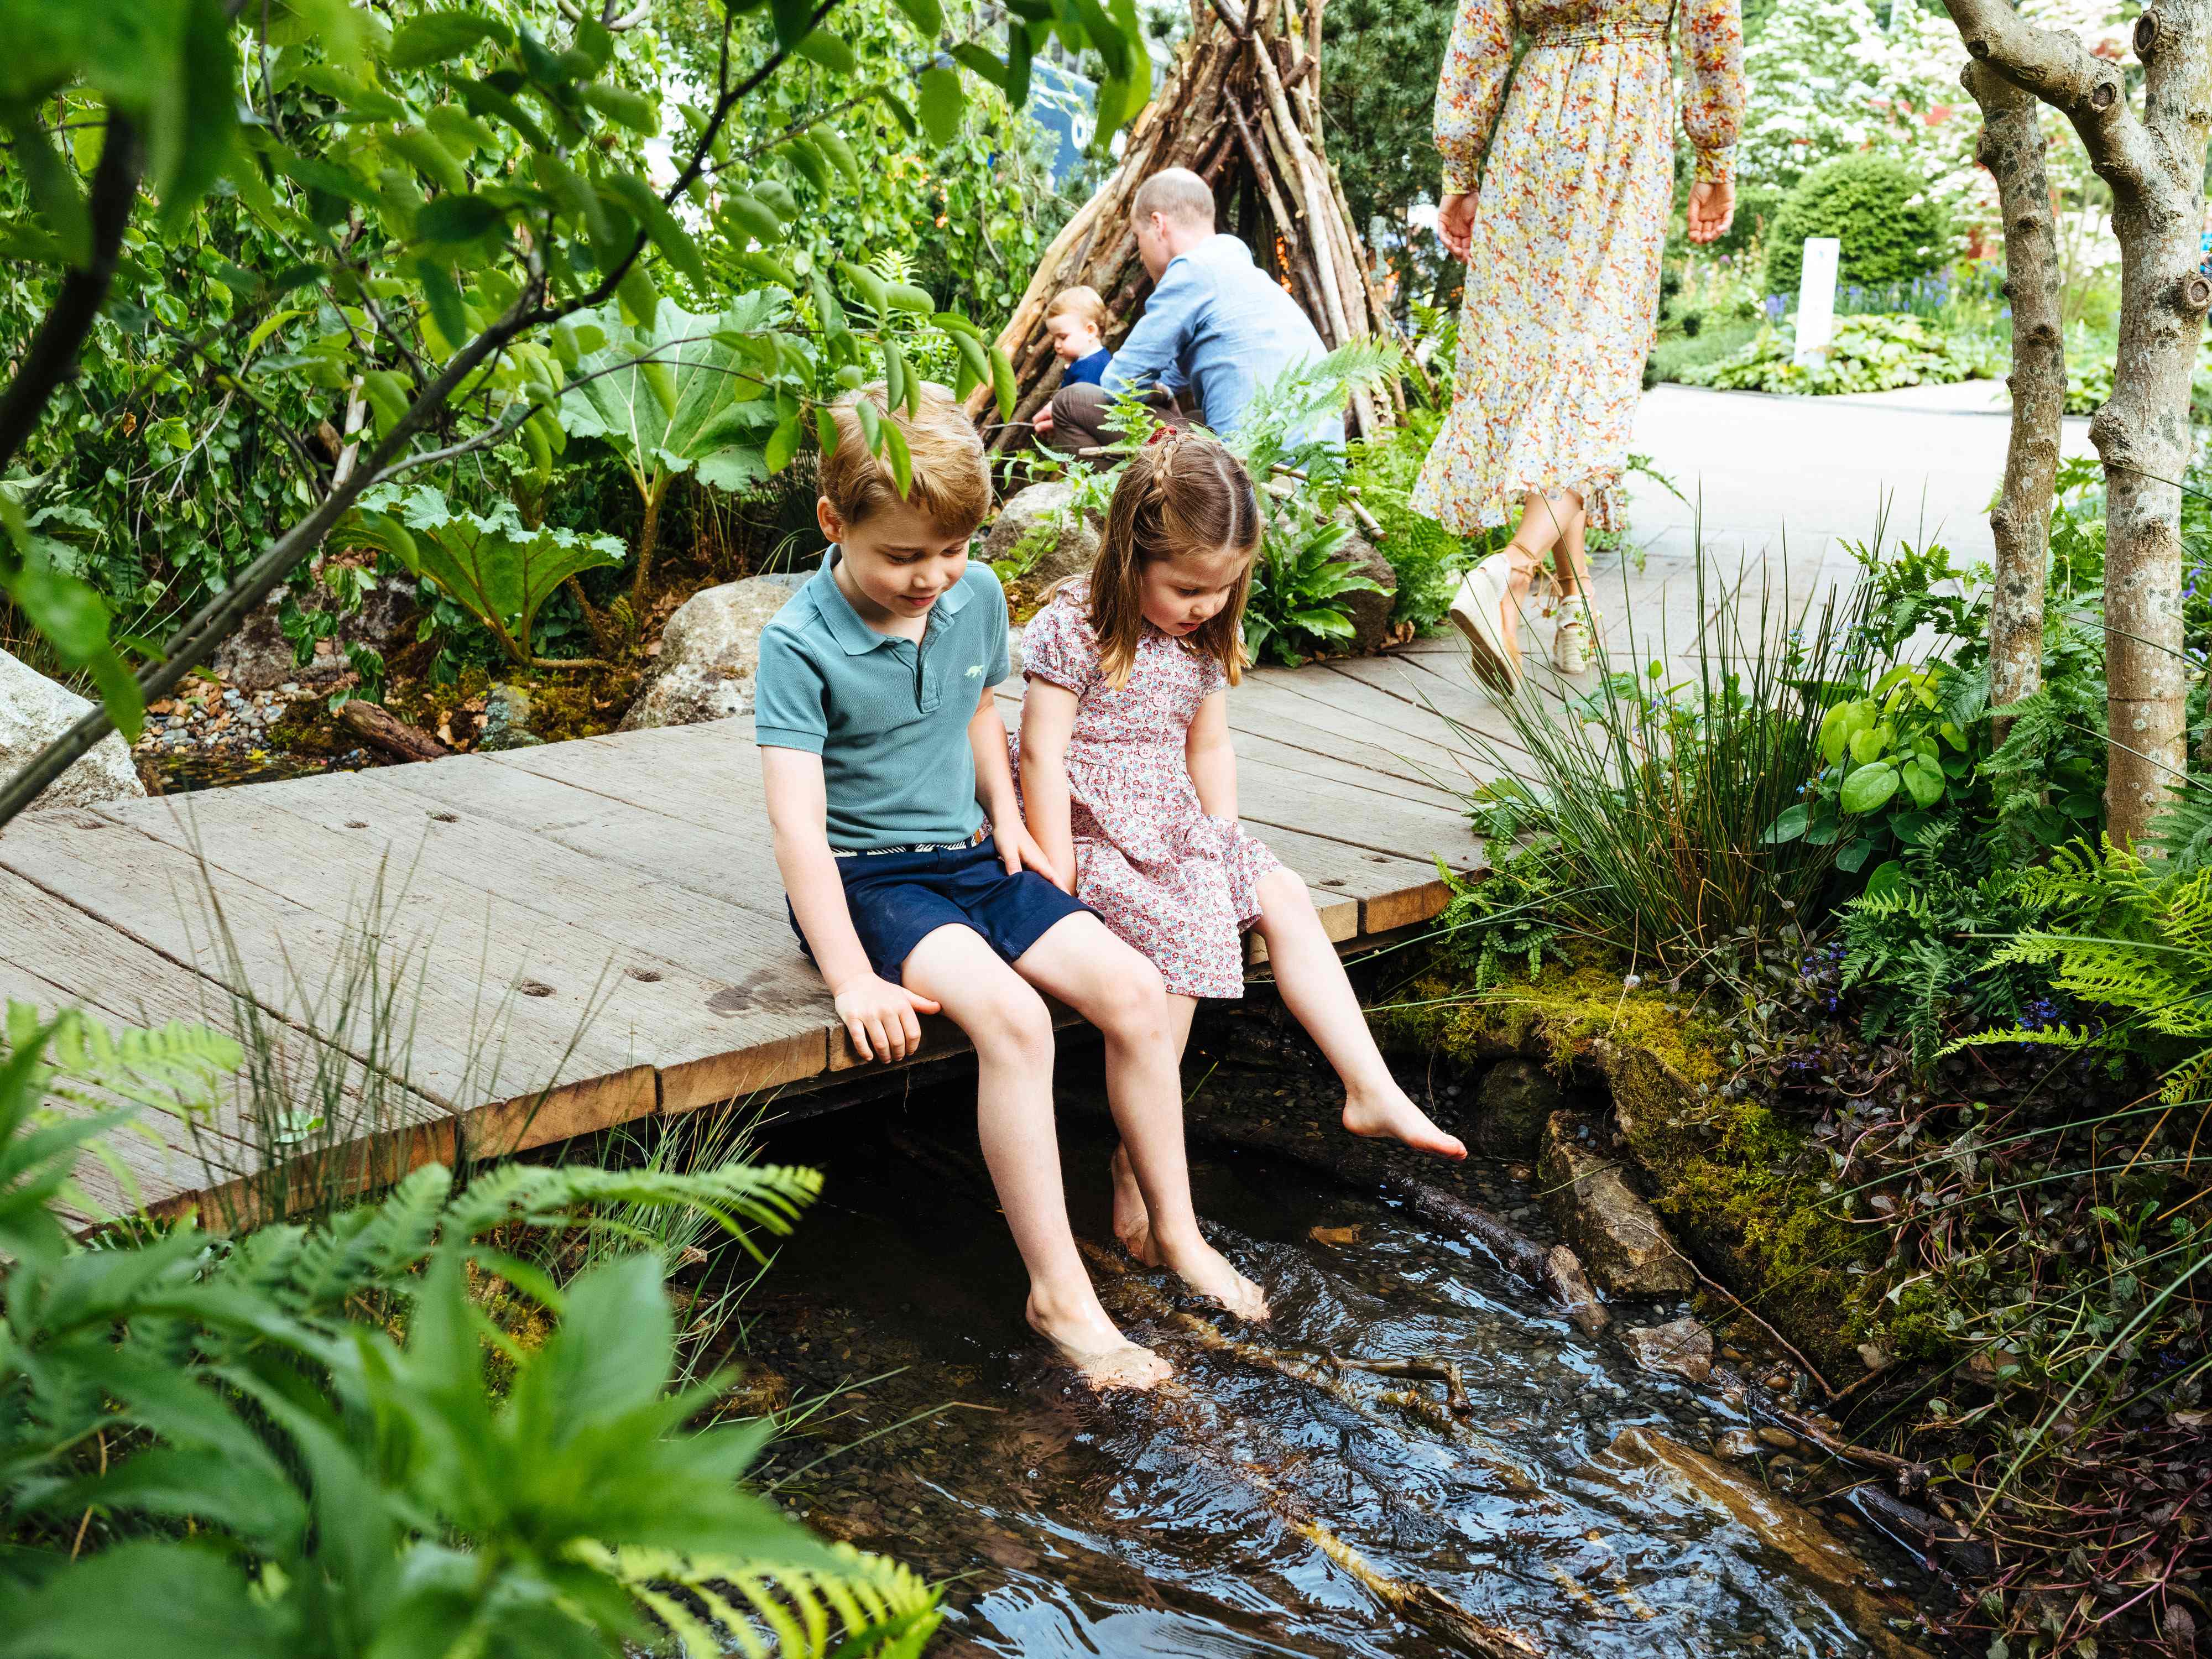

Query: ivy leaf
[[917, 67, 964, 147], [389, 9, 512, 69]]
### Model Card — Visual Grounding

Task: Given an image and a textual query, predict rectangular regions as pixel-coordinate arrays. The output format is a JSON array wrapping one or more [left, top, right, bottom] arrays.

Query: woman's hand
[[1437, 191, 1477, 263], [1687, 179, 1735, 245]]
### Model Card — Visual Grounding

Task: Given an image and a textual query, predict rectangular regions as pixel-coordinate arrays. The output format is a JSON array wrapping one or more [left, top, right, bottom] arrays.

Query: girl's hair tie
[[1144, 424, 1181, 449]]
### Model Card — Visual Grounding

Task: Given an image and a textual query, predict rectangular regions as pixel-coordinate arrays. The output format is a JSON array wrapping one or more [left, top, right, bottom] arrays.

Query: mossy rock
[[1381, 958, 1892, 1375]]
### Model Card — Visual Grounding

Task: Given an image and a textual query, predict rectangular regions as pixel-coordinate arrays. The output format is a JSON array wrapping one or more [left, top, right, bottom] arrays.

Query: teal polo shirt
[[754, 550, 1009, 851]]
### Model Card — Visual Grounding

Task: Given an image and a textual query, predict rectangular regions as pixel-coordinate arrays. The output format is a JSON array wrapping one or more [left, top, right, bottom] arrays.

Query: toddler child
[[757, 386, 1265, 1391], [1044, 286, 1112, 387], [1015, 432, 1467, 1260]]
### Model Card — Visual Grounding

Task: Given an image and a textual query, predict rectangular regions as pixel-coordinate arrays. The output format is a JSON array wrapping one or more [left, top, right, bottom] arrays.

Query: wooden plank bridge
[[4, 628, 1533, 1224], [6, 530, 1843, 1226]]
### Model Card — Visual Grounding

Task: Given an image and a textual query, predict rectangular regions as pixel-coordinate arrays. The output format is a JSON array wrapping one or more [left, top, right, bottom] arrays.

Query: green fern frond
[[442, 1160, 823, 1257], [224, 1164, 456, 1313], [595, 1540, 941, 1658], [2158, 1046, 2212, 1105], [4, 1000, 241, 1123], [1944, 1022, 2115, 1057]]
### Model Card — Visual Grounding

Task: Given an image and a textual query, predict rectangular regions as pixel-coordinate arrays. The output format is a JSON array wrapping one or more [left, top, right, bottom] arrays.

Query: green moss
[[1380, 953, 1897, 1375]]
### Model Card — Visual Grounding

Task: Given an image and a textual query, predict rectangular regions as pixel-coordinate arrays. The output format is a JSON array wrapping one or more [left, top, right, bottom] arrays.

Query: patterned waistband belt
[[1527, 22, 1672, 48], [833, 836, 982, 858]]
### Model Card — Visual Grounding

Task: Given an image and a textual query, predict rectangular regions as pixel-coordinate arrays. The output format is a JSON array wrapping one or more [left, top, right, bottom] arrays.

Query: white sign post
[[1793, 237, 1840, 368]]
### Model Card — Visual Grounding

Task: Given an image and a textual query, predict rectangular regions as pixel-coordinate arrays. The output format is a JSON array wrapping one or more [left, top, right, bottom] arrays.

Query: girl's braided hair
[[1087, 428, 1260, 689]]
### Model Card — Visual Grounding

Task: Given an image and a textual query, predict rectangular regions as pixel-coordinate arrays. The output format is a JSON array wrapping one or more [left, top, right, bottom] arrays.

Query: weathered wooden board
[[11, 642, 1540, 1219]]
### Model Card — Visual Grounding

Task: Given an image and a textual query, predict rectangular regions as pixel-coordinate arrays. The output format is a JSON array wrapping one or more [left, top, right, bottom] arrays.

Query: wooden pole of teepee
[[968, 0, 1404, 451]]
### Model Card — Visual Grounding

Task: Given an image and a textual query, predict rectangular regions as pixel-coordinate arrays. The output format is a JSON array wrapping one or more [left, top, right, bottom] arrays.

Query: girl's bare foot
[[1343, 1084, 1469, 1161], [1155, 1232, 1270, 1322], [1026, 1290, 1175, 1391], [1108, 1144, 1164, 1265]]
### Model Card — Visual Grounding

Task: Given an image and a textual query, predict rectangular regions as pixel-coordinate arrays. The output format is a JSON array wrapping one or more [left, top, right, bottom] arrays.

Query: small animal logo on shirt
[[965, 663, 984, 678]]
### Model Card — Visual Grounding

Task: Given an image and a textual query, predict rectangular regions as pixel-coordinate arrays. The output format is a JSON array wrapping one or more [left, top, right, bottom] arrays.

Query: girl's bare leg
[[1016, 916, 1267, 1321], [1250, 868, 1465, 1158], [1110, 994, 1198, 1264], [902, 924, 1173, 1390]]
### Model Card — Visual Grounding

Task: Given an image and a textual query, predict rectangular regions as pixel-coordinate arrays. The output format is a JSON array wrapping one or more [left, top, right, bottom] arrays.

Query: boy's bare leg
[[902, 923, 1172, 1390], [1251, 868, 1467, 1160], [1110, 994, 1198, 1265], [1015, 915, 1269, 1322]]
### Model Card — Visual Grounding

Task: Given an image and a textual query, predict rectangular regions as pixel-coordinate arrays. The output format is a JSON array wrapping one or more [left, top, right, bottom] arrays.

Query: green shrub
[[1763, 155, 1954, 298], [1683, 312, 2003, 396]]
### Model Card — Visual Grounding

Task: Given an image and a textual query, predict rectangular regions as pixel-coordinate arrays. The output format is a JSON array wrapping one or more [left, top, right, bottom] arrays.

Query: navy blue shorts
[[789, 836, 1092, 980]]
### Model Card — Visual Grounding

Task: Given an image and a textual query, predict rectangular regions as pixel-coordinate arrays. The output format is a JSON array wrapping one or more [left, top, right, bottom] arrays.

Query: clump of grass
[[1448, 542, 1881, 973]]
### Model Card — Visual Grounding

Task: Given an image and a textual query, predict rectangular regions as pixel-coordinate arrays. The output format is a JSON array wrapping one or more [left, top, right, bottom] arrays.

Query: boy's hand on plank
[[997, 817, 1072, 893], [831, 972, 941, 1063]]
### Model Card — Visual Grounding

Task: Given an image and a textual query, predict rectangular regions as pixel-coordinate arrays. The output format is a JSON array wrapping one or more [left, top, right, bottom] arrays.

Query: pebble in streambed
[[724, 1068, 1943, 1659]]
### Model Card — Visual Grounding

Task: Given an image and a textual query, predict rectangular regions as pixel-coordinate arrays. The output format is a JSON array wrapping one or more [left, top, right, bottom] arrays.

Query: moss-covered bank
[[1381, 960, 1892, 1377]]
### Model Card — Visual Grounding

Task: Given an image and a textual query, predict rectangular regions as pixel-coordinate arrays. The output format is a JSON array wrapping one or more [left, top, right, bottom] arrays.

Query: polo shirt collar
[[812, 546, 972, 655]]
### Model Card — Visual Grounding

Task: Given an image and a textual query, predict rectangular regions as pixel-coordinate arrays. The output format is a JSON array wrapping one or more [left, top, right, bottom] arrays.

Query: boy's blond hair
[[819, 382, 992, 535], [1045, 285, 1107, 329]]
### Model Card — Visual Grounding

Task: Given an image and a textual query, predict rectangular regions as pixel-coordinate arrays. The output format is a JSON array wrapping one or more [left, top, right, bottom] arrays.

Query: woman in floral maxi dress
[[1414, 0, 1744, 688]]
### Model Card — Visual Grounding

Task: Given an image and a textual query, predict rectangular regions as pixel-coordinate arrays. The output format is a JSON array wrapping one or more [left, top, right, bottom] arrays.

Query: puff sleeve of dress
[[1681, 0, 1746, 185], [1434, 0, 1516, 196], [1018, 590, 1097, 695]]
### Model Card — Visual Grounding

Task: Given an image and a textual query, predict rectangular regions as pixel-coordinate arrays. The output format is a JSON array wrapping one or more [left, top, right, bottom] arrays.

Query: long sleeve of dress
[[1679, 0, 1745, 185], [1433, 0, 1515, 196]]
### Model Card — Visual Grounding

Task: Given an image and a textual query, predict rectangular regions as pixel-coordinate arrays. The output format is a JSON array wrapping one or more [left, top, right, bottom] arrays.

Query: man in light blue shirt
[[1036, 169, 1340, 454]]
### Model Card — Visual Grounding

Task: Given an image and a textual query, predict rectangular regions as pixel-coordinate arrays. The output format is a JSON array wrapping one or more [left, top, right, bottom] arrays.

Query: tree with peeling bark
[[1939, 0, 2212, 843], [1959, 60, 2067, 748]]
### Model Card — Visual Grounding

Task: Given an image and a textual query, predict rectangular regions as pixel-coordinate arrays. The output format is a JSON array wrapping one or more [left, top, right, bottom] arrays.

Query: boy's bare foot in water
[[1343, 1082, 1468, 1161], [1109, 1143, 1164, 1266], [1026, 1290, 1175, 1391]]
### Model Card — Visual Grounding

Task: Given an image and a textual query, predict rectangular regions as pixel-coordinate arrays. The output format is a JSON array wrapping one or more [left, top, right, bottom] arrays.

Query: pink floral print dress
[[1012, 582, 1281, 999], [1412, 0, 1744, 534]]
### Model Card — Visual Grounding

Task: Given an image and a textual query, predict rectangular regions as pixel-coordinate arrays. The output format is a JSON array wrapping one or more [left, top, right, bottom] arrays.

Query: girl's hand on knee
[[831, 973, 941, 1062]]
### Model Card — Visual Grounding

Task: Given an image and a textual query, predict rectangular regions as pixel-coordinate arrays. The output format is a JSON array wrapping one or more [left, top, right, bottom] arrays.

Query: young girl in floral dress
[[1015, 432, 1465, 1259]]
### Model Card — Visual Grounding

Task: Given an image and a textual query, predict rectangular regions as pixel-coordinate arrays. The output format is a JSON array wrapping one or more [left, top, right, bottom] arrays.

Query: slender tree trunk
[[629, 471, 671, 609], [1940, 0, 2212, 843], [1962, 63, 2065, 743]]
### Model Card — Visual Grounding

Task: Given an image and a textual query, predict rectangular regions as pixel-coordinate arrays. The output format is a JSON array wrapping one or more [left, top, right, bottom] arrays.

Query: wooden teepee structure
[[969, 0, 1405, 451]]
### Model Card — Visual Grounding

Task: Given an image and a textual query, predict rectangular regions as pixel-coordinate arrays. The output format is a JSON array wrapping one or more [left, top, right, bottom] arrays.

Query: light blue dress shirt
[[1104, 234, 1341, 443]]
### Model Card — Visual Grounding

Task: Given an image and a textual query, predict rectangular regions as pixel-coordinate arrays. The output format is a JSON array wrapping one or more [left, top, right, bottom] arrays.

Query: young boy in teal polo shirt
[[755, 384, 1265, 1391]]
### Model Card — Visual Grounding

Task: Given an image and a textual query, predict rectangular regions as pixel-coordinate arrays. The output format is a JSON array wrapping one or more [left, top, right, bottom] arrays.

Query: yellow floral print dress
[[1412, 0, 1744, 534]]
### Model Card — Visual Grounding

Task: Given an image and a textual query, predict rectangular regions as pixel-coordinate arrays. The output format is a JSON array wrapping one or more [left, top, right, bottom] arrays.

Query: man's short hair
[[820, 382, 992, 536], [1131, 169, 1216, 232], [1046, 285, 1107, 328]]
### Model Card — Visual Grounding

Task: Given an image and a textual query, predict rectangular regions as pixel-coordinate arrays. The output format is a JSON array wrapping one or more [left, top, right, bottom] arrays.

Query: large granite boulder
[[1538, 1110, 1694, 1298], [212, 575, 419, 691], [619, 572, 806, 732], [0, 648, 145, 808], [980, 481, 1101, 591]]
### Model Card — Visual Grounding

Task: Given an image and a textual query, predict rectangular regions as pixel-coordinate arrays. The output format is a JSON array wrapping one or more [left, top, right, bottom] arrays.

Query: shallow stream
[[730, 1045, 1943, 1659]]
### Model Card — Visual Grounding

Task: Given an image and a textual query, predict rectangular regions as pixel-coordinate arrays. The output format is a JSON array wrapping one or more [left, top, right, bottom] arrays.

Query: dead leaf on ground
[[1309, 1224, 1363, 1247]]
